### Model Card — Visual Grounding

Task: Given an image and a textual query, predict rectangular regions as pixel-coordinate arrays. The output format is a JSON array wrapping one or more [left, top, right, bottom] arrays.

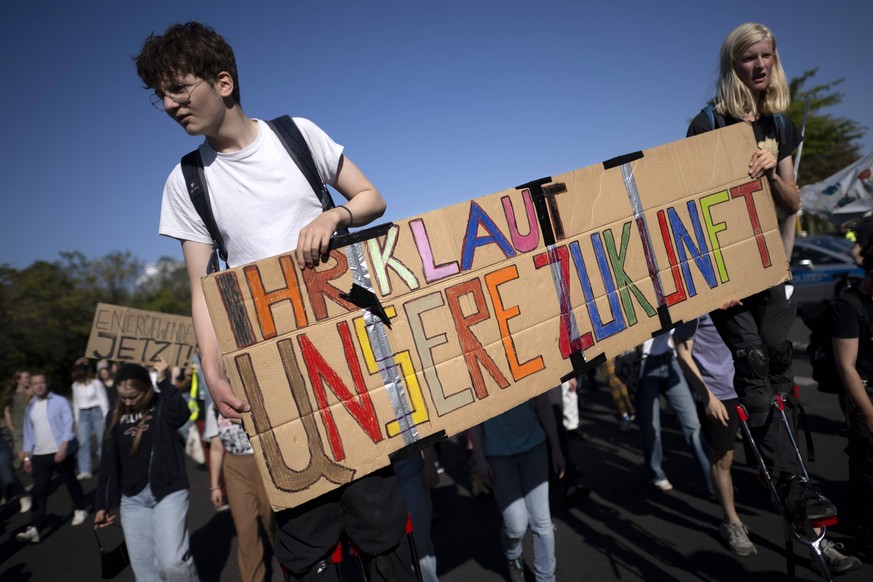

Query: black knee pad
[[768, 341, 793, 375], [735, 347, 769, 380]]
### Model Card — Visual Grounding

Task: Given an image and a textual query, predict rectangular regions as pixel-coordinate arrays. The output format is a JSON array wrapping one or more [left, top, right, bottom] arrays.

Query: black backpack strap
[[181, 150, 226, 273], [773, 113, 787, 143], [265, 116, 349, 236], [703, 105, 725, 131]]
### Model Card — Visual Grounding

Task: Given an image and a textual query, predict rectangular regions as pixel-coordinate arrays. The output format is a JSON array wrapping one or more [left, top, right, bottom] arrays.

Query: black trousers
[[847, 387, 873, 526], [30, 452, 85, 529], [275, 467, 416, 581], [710, 284, 802, 477]]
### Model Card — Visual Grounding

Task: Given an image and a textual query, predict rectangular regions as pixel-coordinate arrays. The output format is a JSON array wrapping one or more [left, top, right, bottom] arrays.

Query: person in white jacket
[[70, 364, 109, 481]]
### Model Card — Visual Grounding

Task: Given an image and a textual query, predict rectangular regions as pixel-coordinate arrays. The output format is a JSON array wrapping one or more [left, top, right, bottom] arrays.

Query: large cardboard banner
[[85, 303, 197, 368], [203, 123, 790, 509]]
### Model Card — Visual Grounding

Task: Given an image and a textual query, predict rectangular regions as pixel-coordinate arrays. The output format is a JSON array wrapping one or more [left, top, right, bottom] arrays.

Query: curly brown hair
[[135, 21, 241, 104]]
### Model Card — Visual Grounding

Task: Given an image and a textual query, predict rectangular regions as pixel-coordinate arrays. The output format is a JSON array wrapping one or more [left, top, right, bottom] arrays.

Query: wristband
[[337, 205, 353, 227], [210, 486, 221, 491]]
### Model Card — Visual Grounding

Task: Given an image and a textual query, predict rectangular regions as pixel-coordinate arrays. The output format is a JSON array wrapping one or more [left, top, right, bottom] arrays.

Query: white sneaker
[[76, 472, 93, 481], [720, 521, 757, 556], [653, 478, 673, 491], [19, 495, 32, 513], [16, 526, 40, 543], [619, 414, 635, 433], [72, 509, 88, 526], [816, 539, 862, 573]]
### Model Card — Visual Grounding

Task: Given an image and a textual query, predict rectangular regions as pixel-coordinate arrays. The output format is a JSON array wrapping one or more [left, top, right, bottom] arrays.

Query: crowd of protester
[[3, 19, 873, 582], [3, 261, 873, 578]]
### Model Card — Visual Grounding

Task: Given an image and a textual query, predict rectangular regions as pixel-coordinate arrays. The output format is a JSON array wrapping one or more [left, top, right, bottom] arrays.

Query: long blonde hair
[[106, 365, 156, 458], [714, 23, 790, 119]]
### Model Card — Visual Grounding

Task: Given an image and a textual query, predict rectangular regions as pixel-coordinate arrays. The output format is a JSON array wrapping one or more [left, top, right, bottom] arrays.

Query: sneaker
[[15, 526, 40, 543], [565, 483, 592, 501], [72, 509, 88, 526], [76, 472, 93, 481], [19, 495, 32, 513], [619, 413, 634, 433], [653, 478, 673, 491], [719, 522, 757, 556], [816, 539, 862, 574], [783, 475, 837, 522], [507, 557, 525, 582]]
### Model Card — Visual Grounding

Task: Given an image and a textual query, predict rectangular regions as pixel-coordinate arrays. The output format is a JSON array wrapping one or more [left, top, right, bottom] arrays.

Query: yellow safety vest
[[188, 364, 200, 422]]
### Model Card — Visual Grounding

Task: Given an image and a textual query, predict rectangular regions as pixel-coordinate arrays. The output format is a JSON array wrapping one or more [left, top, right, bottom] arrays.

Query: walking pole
[[773, 394, 835, 580], [735, 403, 797, 577], [735, 399, 834, 581]]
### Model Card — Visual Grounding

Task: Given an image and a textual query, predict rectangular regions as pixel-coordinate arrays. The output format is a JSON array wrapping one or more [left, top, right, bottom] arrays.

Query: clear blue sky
[[2, 0, 871, 270]]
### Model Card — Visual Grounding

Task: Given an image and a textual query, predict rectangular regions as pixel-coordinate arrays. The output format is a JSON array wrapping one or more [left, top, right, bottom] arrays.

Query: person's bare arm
[[294, 155, 386, 269], [675, 336, 728, 427], [851, 244, 864, 266], [749, 152, 800, 214], [182, 241, 250, 419], [835, 337, 873, 432], [208, 436, 226, 509], [468, 425, 493, 489]]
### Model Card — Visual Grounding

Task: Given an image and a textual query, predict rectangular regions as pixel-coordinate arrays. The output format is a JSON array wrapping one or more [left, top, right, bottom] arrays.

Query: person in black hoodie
[[94, 357, 199, 581]]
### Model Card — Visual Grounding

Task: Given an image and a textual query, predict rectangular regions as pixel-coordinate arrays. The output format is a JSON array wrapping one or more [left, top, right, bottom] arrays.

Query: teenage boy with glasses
[[135, 22, 416, 581]]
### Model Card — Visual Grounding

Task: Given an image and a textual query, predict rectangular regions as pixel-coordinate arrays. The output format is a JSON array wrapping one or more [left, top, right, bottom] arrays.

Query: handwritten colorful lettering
[[202, 123, 790, 509]]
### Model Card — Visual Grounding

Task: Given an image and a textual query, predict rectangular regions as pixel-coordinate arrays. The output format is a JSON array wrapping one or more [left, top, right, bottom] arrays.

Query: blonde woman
[[94, 358, 199, 581], [687, 23, 859, 574]]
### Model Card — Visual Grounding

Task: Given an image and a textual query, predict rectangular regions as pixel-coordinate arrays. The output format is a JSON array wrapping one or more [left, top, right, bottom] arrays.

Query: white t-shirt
[[31, 400, 58, 455], [159, 117, 344, 267], [203, 403, 253, 456], [642, 332, 674, 358]]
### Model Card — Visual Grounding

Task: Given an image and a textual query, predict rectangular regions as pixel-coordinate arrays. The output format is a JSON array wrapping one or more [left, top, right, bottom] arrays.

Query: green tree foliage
[[787, 69, 867, 185], [0, 252, 190, 391], [0, 261, 96, 393]]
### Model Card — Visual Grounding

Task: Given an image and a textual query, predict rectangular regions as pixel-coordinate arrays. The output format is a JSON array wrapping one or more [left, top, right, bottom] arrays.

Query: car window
[[807, 237, 854, 254], [792, 246, 843, 265]]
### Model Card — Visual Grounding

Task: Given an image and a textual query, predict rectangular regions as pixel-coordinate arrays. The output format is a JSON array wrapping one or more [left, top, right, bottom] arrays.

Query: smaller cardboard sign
[[85, 303, 197, 367]]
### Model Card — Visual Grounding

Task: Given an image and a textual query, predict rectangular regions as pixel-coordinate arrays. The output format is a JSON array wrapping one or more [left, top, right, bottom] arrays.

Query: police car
[[790, 235, 864, 305]]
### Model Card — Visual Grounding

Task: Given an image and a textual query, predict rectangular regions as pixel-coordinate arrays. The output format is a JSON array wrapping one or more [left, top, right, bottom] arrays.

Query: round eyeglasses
[[149, 79, 208, 111]]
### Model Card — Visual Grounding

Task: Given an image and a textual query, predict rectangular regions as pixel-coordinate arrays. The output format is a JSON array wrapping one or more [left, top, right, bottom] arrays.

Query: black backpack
[[805, 287, 872, 394], [180, 115, 345, 273]]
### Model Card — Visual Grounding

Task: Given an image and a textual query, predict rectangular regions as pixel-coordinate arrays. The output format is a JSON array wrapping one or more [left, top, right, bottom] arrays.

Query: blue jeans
[[120, 485, 199, 582], [76, 406, 104, 474], [489, 442, 555, 582], [635, 354, 713, 492], [0, 436, 24, 499]]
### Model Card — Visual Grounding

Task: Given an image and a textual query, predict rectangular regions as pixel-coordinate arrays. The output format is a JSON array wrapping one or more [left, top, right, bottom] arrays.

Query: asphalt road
[[1, 316, 870, 581]]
